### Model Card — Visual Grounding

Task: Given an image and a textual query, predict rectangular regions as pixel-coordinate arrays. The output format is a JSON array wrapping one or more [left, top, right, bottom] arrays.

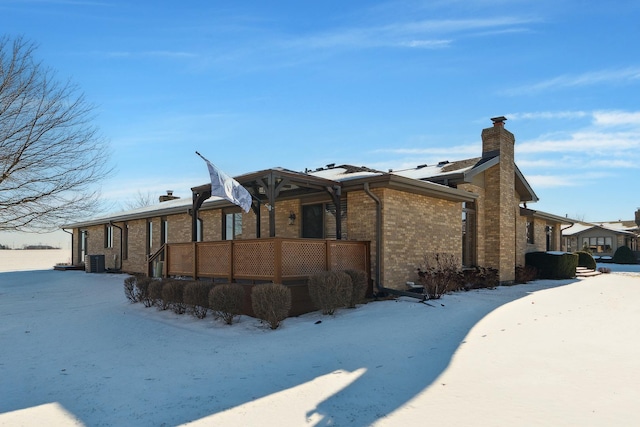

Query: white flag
[[199, 153, 252, 213]]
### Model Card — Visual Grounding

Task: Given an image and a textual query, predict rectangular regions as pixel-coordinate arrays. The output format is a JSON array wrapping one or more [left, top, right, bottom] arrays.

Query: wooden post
[[274, 238, 282, 284], [192, 242, 198, 280]]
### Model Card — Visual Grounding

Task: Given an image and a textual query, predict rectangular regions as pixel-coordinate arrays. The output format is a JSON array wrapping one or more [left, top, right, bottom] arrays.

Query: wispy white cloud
[[285, 16, 536, 51], [505, 67, 640, 95], [593, 110, 640, 126], [508, 111, 589, 121], [518, 131, 640, 154], [374, 143, 479, 157]]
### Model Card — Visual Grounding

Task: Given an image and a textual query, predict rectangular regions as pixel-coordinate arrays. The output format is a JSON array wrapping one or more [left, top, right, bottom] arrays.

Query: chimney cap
[[490, 116, 507, 126]]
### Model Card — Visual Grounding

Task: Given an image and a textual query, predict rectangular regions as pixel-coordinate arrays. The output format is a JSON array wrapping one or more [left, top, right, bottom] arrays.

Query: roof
[[562, 222, 638, 237], [63, 164, 475, 228], [520, 207, 576, 225], [392, 154, 539, 203]]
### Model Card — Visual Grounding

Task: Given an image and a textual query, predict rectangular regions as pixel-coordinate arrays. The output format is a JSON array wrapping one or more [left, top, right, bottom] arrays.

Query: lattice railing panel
[[282, 240, 327, 277], [329, 242, 369, 272], [197, 242, 231, 276], [167, 243, 194, 276], [233, 240, 276, 276]]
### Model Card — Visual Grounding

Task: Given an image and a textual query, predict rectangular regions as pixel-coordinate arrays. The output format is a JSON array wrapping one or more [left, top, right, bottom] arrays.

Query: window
[[122, 223, 129, 260], [526, 220, 535, 244], [104, 225, 113, 248], [224, 212, 242, 240], [80, 230, 87, 262], [302, 204, 324, 238], [147, 220, 153, 255], [161, 217, 168, 245], [301, 201, 347, 239], [462, 202, 477, 266], [582, 236, 612, 253]]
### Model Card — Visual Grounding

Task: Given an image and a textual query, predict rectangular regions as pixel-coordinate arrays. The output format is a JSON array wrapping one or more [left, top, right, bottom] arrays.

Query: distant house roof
[[562, 222, 638, 237]]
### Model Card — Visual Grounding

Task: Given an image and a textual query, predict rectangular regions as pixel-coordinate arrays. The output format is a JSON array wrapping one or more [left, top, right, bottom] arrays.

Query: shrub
[[136, 277, 154, 307], [184, 281, 215, 319], [251, 283, 291, 329], [343, 269, 368, 308], [208, 283, 245, 324], [575, 251, 597, 270], [612, 245, 637, 264], [162, 280, 188, 314], [525, 252, 578, 279], [417, 253, 463, 299], [597, 267, 611, 274], [462, 266, 499, 289], [148, 280, 167, 309], [124, 276, 138, 303], [515, 265, 538, 284], [308, 271, 352, 315]]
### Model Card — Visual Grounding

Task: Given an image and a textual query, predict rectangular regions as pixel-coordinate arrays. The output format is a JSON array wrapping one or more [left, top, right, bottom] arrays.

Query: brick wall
[[381, 188, 462, 289], [347, 187, 462, 291]]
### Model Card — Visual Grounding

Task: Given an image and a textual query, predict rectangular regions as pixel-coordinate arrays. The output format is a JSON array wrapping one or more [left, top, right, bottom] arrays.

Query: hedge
[[525, 252, 578, 279]]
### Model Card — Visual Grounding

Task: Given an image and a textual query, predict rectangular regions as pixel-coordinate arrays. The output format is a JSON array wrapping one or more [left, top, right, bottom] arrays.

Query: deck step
[[576, 266, 601, 277]]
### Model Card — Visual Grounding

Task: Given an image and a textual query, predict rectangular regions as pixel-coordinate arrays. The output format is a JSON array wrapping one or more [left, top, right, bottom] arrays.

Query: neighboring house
[[562, 216, 640, 258], [62, 117, 571, 292]]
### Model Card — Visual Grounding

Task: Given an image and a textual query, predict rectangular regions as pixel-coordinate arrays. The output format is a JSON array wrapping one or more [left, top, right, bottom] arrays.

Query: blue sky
[[1, 0, 639, 247]]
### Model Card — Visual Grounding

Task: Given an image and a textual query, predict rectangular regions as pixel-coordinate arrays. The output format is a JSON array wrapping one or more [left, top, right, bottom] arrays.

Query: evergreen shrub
[[308, 271, 352, 315], [612, 245, 637, 264], [208, 283, 244, 324], [251, 283, 291, 329], [525, 252, 577, 279], [575, 251, 597, 269]]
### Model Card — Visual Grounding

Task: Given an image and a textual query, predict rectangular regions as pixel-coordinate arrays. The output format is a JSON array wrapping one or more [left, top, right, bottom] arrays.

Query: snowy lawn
[[1, 268, 639, 426]]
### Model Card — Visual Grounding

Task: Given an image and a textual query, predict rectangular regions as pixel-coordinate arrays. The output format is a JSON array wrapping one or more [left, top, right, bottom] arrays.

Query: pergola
[[190, 167, 343, 241]]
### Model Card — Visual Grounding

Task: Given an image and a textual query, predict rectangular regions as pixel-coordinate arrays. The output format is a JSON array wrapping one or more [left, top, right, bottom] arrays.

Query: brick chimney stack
[[481, 116, 517, 284], [482, 116, 515, 161], [159, 190, 180, 203]]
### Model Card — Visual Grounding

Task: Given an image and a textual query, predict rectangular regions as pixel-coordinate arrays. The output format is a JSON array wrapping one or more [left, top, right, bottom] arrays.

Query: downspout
[[109, 221, 123, 271], [363, 183, 383, 294], [62, 228, 73, 265]]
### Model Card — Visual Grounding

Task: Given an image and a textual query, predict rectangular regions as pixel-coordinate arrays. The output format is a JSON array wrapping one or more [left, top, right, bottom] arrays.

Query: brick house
[[63, 117, 570, 292]]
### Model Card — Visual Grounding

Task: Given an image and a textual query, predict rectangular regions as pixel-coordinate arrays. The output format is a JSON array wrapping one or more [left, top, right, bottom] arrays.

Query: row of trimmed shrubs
[[124, 277, 291, 329], [124, 269, 369, 329]]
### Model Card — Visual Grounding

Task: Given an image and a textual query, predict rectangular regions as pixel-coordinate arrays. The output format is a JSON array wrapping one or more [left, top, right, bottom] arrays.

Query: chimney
[[159, 190, 180, 203], [481, 115, 515, 159], [635, 208, 640, 227]]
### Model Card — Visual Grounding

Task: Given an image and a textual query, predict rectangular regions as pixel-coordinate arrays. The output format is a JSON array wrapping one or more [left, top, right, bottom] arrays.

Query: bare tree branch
[[0, 35, 112, 232]]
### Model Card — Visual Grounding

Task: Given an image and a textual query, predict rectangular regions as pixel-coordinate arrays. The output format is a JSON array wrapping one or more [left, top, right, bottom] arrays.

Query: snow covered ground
[[1, 261, 639, 426]]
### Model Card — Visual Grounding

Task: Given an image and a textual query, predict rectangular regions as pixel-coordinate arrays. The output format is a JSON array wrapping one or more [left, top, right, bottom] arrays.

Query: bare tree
[[122, 190, 156, 210], [0, 35, 111, 232]]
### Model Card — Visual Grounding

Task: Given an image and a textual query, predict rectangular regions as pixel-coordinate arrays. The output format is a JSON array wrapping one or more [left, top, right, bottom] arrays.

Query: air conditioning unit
[[85, 255, 105, 273]]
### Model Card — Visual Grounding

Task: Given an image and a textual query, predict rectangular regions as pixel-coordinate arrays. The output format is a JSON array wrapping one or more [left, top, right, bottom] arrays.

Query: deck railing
[[162, 238, 370, 284]]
